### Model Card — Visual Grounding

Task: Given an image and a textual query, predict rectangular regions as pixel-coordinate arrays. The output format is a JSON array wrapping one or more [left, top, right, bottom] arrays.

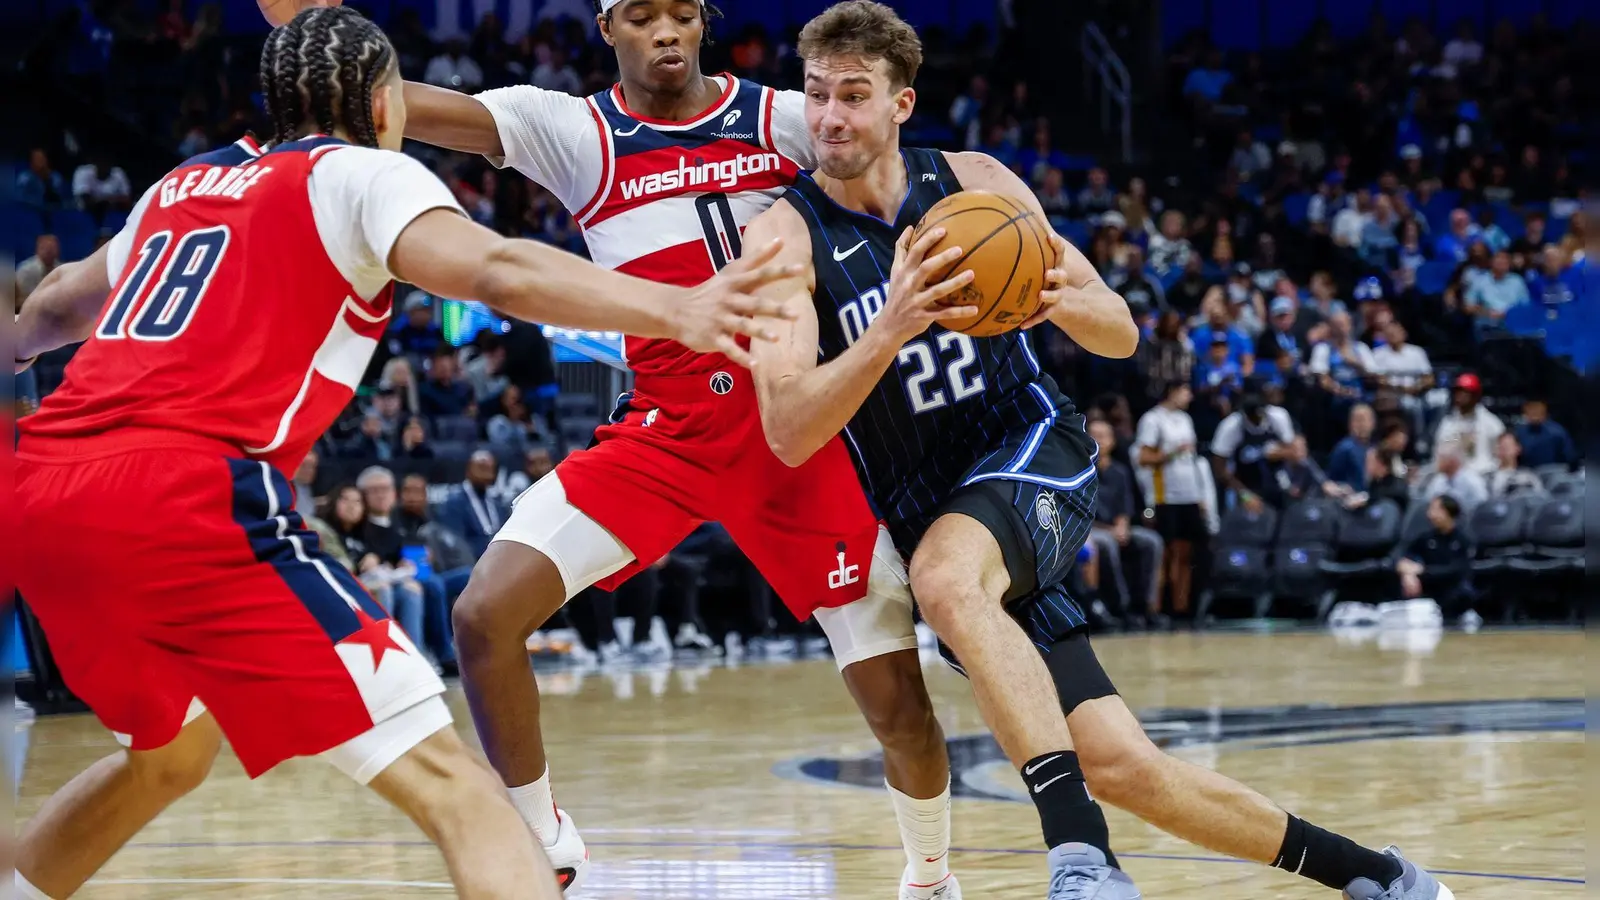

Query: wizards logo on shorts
[[774, 698, 1580, 801]]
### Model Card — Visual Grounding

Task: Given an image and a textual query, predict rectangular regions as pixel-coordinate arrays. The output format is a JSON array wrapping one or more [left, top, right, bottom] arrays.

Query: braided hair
[[259, 7, 397, 148], [591, 0, 724, 46]]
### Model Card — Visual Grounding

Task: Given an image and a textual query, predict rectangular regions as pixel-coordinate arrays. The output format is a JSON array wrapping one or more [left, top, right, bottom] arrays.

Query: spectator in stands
[[1166, 254, 1213, 317], [1147, 210, 1194, 276], [1473, 206, 1510, 253], [485, 384, 544, 452], [531, 44, 583, 95], [1557, 212, 1587, 267], [1361, 445, 1412, 512], [948, 74, 988, 151], [1509, 212, 1547, 271], [1210, 391, 1295, 510], [379, 357, 422, 415], [16, 235, 61, 301], [1133, 382, 1209, 622], [391, 293, 445, 359], [1308, 311, 1374, 415], [1111, 245, 1165, 313], [1255, 296, 1302, 372], [1487, 433, 1545, 498], [368, 387, 407, 442], [1018, 120, 1070, 188], [1358, 193, 1400, 268], [1395, 495, 1475, 623], [1227, 129, 1272, 183], [1193, 333, 1244, 417], [1393, 218, 1429, 278], [1419, 439, 1490, 515], [397, 417, 436, 459], [1463, 250, 1529, 335], [1182, 48, 1233, 109], [1225, 267, 1267, 337], [424, 37, 484, 91], [1434, 209, 1480, 263], [1296, 271, 1346, 340], [419, 346, 475, 419], [1525, 246, 1577, 309], [1432, 373, 1503, 475], [1036, 168, 1072, 219], [1305, 172, 1347, 236], [1190, 287, 1255, 373], [291, 448, 320, 520], [1076, 166, 1117, 218], [1442, 20, 1484, 70], [1118, 177, 1158, 236], [1332, 189, 1373, 250], [502, 443, 556, 499], [340, 413, 393, 460], [1138, 311, 1195, 406], [70, 154, 132, 220], [440, 450, 511, 558], [361, 467, 456, 672], [1369, 320, 1436, 440], [464, 333, 509, 402], [326, 483, 426, 655], [1086, 420, 1164, 627], [16, 149, 68, 210], [1513, 398, 1578, 470], [1281, 435, 1339, 502], [1326, 404, 1375, 491]]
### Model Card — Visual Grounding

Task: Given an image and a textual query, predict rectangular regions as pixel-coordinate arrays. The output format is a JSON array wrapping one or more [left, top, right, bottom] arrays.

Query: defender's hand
[[257, 0, 341, 26], [875, 227, 978, 345], [673, 238, 800, 369]]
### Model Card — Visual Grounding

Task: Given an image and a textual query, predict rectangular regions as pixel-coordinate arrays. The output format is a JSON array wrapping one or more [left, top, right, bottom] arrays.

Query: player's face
[[602, 0, 704, 95], [804, 56, 914, 180], [371, 61, 405, 152]]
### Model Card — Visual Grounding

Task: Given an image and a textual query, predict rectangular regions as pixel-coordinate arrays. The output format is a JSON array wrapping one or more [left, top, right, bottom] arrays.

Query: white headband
[[600, 0, 704, 12]]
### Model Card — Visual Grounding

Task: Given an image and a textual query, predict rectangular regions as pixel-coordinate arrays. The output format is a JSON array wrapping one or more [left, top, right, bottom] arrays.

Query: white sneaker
[[900, 866, 962, 900], [544, 808, 590, 893]]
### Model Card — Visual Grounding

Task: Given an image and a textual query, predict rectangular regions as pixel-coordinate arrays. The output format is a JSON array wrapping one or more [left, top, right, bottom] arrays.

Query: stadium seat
[[1415, 260, 1457, 297], [1318, 499, 1403, 612], [1196, 503, 1277, 620], [1533, 463, 1577, 486], [1502, 302, 1550, 337], [2, 205, 44, 261], [1507, 495, 1584, 573], [1544, 472, 1585, 498], [1271, 498, 1341, 617]]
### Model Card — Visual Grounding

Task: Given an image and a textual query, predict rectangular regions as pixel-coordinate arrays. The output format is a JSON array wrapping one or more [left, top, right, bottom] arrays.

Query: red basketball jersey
[[22, 137, 458, 476]]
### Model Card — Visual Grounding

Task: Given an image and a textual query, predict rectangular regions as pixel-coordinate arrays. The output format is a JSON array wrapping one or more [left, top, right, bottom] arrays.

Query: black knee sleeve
[[1046, 631, 1118, 716]]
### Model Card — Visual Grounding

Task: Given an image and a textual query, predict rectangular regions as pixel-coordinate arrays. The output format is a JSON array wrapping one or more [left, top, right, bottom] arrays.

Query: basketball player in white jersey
[[348, 1, 961, 895]]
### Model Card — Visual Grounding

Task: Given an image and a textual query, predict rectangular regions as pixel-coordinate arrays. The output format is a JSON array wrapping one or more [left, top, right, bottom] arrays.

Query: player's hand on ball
[[257, 0, 341, 26], [677, 237, 801, 368], [877, 227, 978, 344], [1021, 232, 1076, 330]]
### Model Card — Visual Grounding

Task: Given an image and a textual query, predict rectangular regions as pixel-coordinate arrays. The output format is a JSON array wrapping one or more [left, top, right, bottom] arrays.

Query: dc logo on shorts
[[709, 371, 734, 395]]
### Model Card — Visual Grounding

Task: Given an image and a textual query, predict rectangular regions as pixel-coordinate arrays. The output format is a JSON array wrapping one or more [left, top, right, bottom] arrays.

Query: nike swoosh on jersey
[[614, 122, 644, 137], [832, 240, 868, 261]]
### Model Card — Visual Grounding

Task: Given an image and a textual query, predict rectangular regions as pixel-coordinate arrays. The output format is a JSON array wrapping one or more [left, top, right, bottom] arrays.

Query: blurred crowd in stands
[[13, 3, 1591, 665]]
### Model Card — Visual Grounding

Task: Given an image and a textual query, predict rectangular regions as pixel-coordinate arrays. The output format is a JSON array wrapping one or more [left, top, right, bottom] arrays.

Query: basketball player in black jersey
[[742, 3, 1454, 900]]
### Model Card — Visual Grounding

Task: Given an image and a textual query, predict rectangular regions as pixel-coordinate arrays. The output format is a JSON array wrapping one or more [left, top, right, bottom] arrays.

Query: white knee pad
[[321, 695, 453, 785], [814, 526, 919, 671], [490, 472, 635, 601]]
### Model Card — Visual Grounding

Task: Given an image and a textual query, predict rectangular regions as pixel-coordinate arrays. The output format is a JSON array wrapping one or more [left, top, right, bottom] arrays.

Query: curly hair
[[259, 7, 397, 148]]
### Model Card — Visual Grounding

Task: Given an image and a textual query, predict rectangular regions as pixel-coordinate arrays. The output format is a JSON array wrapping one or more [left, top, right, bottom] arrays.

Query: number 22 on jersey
[[96, 225, 231, 342]]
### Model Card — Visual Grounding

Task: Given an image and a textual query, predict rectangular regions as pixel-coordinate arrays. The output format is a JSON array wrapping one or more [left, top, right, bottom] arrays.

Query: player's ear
[[892, 87, 916, 126], [597, 13, 615, 46], [370, 82, 393, 140]]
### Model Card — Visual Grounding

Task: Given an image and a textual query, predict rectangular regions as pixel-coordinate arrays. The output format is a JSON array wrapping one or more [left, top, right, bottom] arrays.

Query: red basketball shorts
[[545, 366, 881, 619], [13, 430, 447, 780]]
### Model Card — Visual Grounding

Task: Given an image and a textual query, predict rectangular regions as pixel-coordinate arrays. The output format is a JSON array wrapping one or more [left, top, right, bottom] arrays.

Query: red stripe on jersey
[[762, 88, 777, 151], [615, 239, 722, 288], [609, 75, 737, 128], [586, 139, 799, 227], [573, 99, 613, 223]]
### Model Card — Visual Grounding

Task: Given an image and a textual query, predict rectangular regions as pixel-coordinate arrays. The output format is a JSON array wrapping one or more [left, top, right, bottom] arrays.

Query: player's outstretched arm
[[945, 151, 1140, 359], [747, 205, 976, 467], [14, 243, 113, 370], [400, 82, 507, 158], [389, 209, 796, 363]]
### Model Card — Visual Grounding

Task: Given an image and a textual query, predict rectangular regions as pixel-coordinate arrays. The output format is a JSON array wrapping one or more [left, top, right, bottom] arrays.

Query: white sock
[[888, 778, 952, 887], [16, 871, 57, 900], [507, 767, 562, 845]]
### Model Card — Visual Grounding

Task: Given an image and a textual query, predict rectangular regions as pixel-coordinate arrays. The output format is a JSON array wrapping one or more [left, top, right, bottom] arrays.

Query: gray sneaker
[[1342, 847, 1456, 900], [1046, 844, 1141, 900]]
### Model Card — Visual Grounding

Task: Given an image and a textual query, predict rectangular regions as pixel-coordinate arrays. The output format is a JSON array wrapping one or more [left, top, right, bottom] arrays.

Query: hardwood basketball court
[[17, 628, 1582, 898]]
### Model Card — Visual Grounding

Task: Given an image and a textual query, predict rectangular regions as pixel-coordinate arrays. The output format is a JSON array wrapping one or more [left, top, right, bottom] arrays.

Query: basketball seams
[[911, 191, 1046, 336], [994, 192, 1050, 335]]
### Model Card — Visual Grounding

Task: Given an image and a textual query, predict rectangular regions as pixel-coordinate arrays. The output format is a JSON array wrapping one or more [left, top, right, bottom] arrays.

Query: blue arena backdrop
[[438, 298, 628, 367]]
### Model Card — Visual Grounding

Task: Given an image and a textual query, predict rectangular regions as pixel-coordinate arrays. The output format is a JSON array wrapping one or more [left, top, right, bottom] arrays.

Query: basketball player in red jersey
[[381, 1, 962, 895], [10, 8, 798, 898]]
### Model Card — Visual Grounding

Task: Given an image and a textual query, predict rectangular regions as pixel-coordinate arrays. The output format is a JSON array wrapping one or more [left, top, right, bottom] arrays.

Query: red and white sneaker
[[900, 866, 962, 900], [543, 808, 590, 893]]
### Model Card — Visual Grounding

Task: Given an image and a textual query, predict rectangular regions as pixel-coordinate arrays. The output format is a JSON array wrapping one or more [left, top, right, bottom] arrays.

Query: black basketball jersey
[[781, 147, 1094, 539]]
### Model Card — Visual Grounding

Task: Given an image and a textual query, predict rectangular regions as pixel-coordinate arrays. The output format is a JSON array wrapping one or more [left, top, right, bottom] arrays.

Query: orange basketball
[[909, 190, 1051, 337]]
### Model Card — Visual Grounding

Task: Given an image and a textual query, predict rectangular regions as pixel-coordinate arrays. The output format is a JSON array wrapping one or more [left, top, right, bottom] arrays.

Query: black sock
[[1274, 814, 1402, 890], [1020, 751, 1118, 869]]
